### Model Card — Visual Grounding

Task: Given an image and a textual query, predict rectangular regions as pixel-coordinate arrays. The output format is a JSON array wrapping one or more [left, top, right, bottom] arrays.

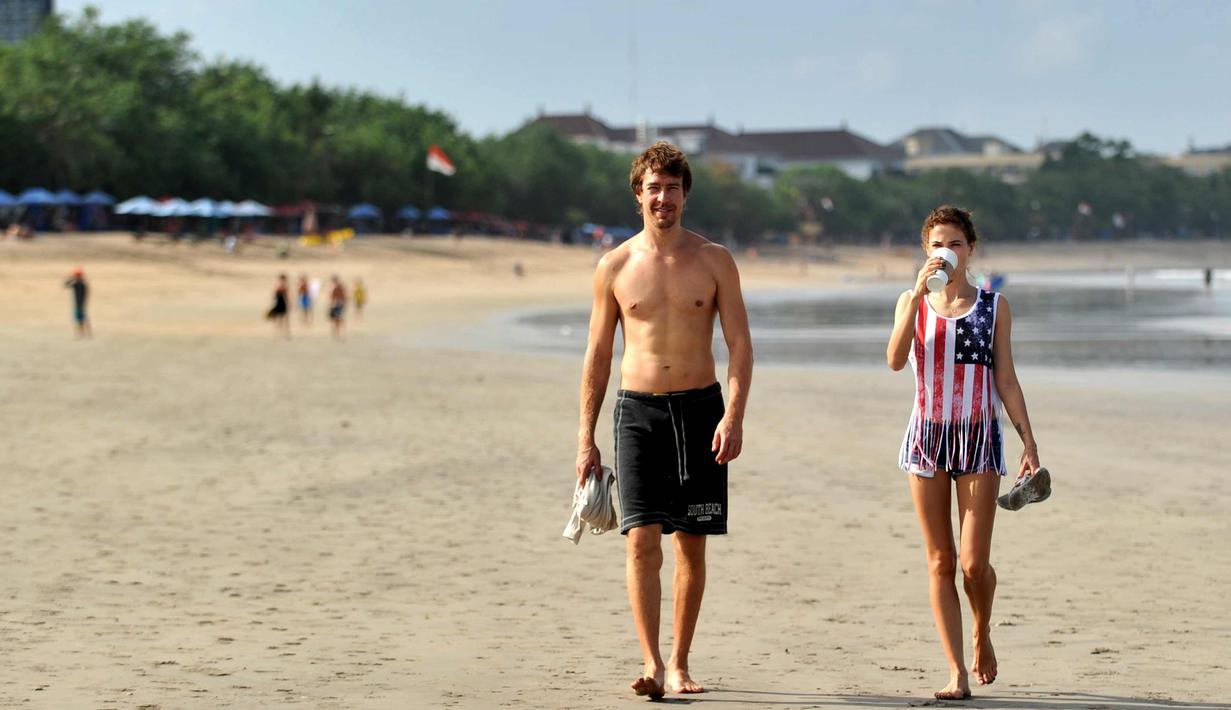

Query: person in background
[[64, 268, 91, 338], [329, 275, 347, 341], [298, 274, 313, 326], [267, 273, 291, 339], [353, 278, 367, 320]]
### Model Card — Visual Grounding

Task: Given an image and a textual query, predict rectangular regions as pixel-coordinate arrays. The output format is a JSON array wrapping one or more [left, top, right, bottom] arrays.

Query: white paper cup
[[926, 247, 959, 292]]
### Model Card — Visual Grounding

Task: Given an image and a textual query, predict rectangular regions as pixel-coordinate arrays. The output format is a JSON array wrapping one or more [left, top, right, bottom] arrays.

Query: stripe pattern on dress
[[898, 289, 1006, 475]]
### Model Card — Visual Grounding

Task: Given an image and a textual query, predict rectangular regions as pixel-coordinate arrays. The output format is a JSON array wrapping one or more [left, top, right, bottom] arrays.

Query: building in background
[[528, 108, 900, 185], [893, 126, 1042, 184], [1166, 144, 1231, 177], [0, 0, 51, 43]]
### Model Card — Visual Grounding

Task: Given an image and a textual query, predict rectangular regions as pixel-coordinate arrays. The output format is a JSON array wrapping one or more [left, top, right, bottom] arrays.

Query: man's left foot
[[666, 667, 704, 694]]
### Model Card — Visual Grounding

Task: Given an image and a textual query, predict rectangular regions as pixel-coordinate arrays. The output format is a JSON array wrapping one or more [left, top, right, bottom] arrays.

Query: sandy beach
[[1, 234, 1228, 709]]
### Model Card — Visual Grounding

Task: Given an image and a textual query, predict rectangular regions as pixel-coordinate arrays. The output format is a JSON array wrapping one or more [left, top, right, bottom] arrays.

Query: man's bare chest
[[613, 261, 717, 321]]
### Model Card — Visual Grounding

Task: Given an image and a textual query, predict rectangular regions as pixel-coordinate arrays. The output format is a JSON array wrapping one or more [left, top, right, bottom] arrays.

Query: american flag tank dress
[[898, 288, 1007, 476]]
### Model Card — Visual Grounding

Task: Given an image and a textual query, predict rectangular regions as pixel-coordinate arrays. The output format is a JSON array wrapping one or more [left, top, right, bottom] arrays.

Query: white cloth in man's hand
[[562, 465, 618, 544]]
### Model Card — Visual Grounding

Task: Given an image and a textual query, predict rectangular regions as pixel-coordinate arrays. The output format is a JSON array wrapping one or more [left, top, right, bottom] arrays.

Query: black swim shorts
[[614, 382, 728, 535]]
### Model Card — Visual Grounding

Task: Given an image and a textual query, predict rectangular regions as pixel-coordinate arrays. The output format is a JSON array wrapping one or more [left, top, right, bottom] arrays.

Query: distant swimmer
[[887, 205, 1046, 700], [63, 268, 91, 338], [267, 273, 290, 339]]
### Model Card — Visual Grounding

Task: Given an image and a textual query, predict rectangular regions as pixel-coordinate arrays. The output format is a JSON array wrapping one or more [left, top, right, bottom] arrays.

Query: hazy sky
[[61, 0, 1231, 155]]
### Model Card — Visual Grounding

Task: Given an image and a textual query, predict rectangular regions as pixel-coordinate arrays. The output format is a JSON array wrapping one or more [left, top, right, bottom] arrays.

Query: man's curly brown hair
[[629, 141, 692, 196], [921, 205, 978, 248]]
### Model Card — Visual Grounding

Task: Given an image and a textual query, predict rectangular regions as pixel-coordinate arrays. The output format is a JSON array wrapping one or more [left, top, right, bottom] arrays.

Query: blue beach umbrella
[[82, 191, 115, 206], [54, 189, 82, 205], [426, 206, 452, 220], [348, 203, 382, 220], [397, 205, 422, 220], [0, 190, 16, 207], [18, 188, 57, 205]]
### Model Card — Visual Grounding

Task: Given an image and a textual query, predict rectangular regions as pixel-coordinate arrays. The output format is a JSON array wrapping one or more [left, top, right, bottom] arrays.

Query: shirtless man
[[576, 141, 753, 700]]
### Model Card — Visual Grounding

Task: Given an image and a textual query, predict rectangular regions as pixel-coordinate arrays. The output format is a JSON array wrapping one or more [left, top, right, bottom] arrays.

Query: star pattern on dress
[[954, 291, 997, 368]]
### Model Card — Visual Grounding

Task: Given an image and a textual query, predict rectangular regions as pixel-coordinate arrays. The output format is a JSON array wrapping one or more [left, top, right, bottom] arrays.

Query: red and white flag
[[426, 145, 456, 176]]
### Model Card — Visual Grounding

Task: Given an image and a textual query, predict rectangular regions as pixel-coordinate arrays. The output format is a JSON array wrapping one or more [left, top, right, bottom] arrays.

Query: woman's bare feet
[[934, 671, 971, 700], [666, 665, 704, 694], [972, 633, 997, 685], [631, 665, 665, 700]]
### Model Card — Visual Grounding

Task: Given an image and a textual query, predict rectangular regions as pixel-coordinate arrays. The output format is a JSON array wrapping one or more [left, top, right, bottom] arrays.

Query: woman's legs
[[908, 471, 969, 698], [955, 472, 1001, 685]]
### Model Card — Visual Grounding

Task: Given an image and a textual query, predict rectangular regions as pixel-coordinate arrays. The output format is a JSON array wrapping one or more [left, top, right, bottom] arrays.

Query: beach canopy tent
[[82, 191, 115, 206], [233, 200, 272, 217], [115, 196, 159, 215], [0, 190, 16, 207], [54, 189, 82, 205], [188, 198, 222, 217], [426, 206, 452, 221], [17, 188, 58, 205], [151, 198, 192, 217], [348, 203, 382, 220], [397, 205, 422, 220]]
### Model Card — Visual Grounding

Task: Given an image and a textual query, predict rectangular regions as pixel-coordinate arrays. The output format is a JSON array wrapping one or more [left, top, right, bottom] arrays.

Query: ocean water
[[510, 269, 1231, 370]]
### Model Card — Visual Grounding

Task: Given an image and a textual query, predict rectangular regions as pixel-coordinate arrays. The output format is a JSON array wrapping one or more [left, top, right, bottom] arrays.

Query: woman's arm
[[991, 296, 1040, 479], [887, 290, 920, 371], [887, 256, 948, 370]]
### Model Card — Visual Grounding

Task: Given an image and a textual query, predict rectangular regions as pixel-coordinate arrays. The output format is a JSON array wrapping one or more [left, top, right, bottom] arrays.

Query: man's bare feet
[[972, 633, 997, 685], [666, 665, 704, 694], [631, 666, 665, 700], [933, 672, 971, 700]]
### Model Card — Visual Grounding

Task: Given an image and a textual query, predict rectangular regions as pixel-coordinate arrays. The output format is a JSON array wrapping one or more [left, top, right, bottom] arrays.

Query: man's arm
[[708, 246, 752, 465], [576, 254, 621, 484]]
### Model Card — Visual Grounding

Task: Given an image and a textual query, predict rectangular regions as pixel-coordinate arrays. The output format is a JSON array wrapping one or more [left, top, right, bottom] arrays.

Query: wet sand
[[0, 234, 1228, 708]]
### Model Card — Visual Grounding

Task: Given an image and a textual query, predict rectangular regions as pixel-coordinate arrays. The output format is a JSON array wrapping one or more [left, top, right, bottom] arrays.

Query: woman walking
[[886, 206, 1041, 700]]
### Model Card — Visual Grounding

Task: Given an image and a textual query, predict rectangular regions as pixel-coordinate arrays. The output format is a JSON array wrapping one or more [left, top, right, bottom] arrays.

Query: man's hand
[[576, 444, 602, 485], [711, 417, 743, 465]]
